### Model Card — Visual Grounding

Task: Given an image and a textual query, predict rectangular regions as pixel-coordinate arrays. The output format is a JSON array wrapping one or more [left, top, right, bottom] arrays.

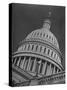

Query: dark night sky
[[11, 3, 65, 69]]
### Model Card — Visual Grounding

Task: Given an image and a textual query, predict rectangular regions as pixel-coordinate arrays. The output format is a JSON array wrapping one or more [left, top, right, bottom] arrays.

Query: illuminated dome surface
[[12, 19, 64, 79]]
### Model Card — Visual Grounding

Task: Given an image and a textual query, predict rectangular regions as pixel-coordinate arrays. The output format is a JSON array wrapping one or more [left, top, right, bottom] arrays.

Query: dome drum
[[18, 42, 62, 66]]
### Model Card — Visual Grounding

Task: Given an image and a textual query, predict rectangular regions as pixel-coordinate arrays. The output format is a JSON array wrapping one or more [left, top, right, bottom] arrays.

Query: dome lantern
[[43, 19, 51, 30], [43, 11, 51, 30]]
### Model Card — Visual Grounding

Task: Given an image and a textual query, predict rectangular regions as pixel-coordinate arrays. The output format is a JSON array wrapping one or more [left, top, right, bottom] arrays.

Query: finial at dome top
[[43, 11, 51, 30]]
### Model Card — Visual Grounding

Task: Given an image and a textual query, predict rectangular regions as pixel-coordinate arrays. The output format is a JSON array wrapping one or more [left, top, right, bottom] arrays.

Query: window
[[40, 33, 42, 37], [44, 47, 46, 53], [48, 49, 50, 55], [58, 69, 60, 72], [51, 51, 53, 57], [36, 45, 38, 51], [43, 33, 45, 37], [37, 32, 39, 36], [46, 34, 48, 38], [40, 46, 42, 52], [49, 36, 51, 39], [28, 44, 30, 50], [54, 53, 56, 59], [31, 44, 34, 50]]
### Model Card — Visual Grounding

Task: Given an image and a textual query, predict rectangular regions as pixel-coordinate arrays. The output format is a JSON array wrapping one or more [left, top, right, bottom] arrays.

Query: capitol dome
[[26, 19, 59, 49], [12, 19, 64, 80]]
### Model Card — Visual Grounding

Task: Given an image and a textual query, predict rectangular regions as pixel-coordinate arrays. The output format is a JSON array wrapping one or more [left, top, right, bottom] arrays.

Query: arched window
[[48, 49, 50, 55], [40, 46, 42, 52], [28, 44, 30, 50], [49, 36, 51, 39], [58, 69, 60, 72], [54, 53, 56, 59], [43, 33, 45, 37], [31, 44, 34, 51], [55, 67, 57, 73], [37, 32, 39, 36], [36, 45, 38, 51], [51, 51, 53, 57], [46, 34, 48, 38], [40, 33, 42, 37], [44, 47, 46, 53]]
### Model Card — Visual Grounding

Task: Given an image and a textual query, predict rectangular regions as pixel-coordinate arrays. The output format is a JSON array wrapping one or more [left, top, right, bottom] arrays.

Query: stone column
[[41, 46, 44, 53], [27, 57, 31, 71], [14, 57, 17, 65], [52, 52, 55, 58], [38, 45, 40, 52], [38, 60, 42, 73], [55, 54, 57, 60], [57, 56, 61, 64], [48, 63, 52, 75], [30, 44, 32, 51], [20, 56, 26, 69], [26, 44, 28, 50], [23, 45, 25, 50], [23, 45, 26, 51], [46, 63, 53, 76], [16, 57, 21, 66], [33, 45, 37, 51], [45, 48, 48, 55], [32, 58, 37, 72], [57, 68, 59, 73], [42, 61, 47, 75], [23, 60, 28, 70], [49, 50, 52, 57]]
